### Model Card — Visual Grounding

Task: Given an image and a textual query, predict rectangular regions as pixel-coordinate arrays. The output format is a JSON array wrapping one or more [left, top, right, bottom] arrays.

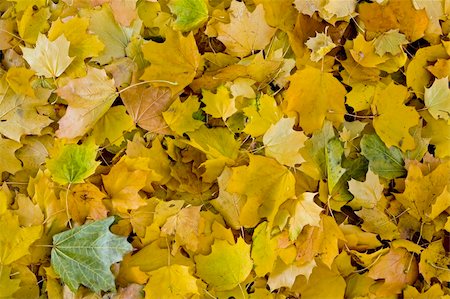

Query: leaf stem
[[117, 80, 178, 94]]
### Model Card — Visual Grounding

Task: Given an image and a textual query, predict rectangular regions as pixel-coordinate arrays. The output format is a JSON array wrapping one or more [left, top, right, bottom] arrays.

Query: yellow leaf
[[79, 4, 130, 65], [0, 136, 22, 175], [102, 158, 148, 213], [161, 206, 201, 252], [210, 167, 246, 230], [305, 31, 336, 62], [348, 169, 384, 209], [56, 67, 116, 139], [162, 96, 203, 135], [340, 224, 382, 251], [17, 6, 50, 44], [268, 259, 316, 290], [355, 207, 400, 240], [227, 154, 295, 227], [0, 266, 20, 298], [285, 66, 346, 134], [92, 105, 135, 147], [67, 183, 108, 225], [297, 261, 346, 299], [406, 44, 448, 99], [350, 34, 389, 68], [141, 29, 202, 94], [424, 77, 450, 122], [5, 67, 35, 97], [419, 241, 450, 283], [144, 265, 199, 299], [251, 222, 277, 277], [429, 185, 450, 220], [243, 94, 282, 137], [373, 29, 408, 56], [403, 284, 445, 299], [396, 162, 450, 220], [263, 117, 308, 167], [48, 16, 105, 77], [202, 85, 237, 120], [288, 192, 323, 240], [0, 210, 42, 265], [195, 238, 252, 291], [372, 82, 420, 151], [422, 111, 450, 158], [21, 33, 74, 78], [213, 2, 277, 57]]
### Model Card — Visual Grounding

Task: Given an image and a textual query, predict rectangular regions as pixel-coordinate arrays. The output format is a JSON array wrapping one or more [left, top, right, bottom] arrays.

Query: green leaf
[[168, 0, 209, 32], [195, 238, 253, 291], [46, 140, 100, 185], [326, 138, 346, 192], [360, 134, 406, 180], [51, 217, 132, 293]]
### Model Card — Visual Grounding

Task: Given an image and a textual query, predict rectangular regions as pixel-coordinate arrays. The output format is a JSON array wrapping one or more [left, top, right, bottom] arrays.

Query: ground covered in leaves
[[0, 0, 450, 298]]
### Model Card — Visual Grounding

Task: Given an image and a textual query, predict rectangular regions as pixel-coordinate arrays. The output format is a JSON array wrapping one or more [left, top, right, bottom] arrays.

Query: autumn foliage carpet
[[0, 0, 450, 298]]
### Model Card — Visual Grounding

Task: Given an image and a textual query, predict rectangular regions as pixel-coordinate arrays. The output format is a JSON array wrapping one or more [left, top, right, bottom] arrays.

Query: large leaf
[[51, 217, 132, 293]]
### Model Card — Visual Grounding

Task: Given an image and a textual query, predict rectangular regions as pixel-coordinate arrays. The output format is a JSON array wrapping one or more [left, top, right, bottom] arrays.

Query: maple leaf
[[424, 77, 450, 121], [102, 158, 148, 213], [92, 105, 135, 147], [67, 183, 108, 224], [17, 6, 50, 44], [243, 94, 282, 137], [372, 82, 420, 151], [0, 210, 42, 265], [395, 162, 450, 220], [419, 241, 450, 283], [195, 238, 252, 291], [227, 154, 295, 227], [213, 1, 277, 57], [79, 4, 131, 65], [47, 16, 105, 77], [56, 67, 117, 139], [144, 265, 199, 298], [0, 78, 52, 142], [51, 217, 132, 293], [251, 222, 277, 277], [360, 134, 406, 179], [162, 96, 203, 135], [368, 248, 418, 295], [263, 117, 308, 167], [305, 31, 336, 62], [285, 65, 346, 134], [46, 139, 99, 185], [121, 85, 173, 134], [21, 33, 73, 78], [201, 85, 237, 120], [348, 170, 383, 209], [5, 67, 35, 97], [0, 136, 22, 175], [288, 192, 323, 240], [141, 29, 202, 94], [168, 0, 208, 32]]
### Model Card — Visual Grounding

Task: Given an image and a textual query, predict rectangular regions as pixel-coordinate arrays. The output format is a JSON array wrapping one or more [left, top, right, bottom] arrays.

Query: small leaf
[[168, 0, 209, 32], [51, 217, 133, 293], [46, 140, 100, 185]]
